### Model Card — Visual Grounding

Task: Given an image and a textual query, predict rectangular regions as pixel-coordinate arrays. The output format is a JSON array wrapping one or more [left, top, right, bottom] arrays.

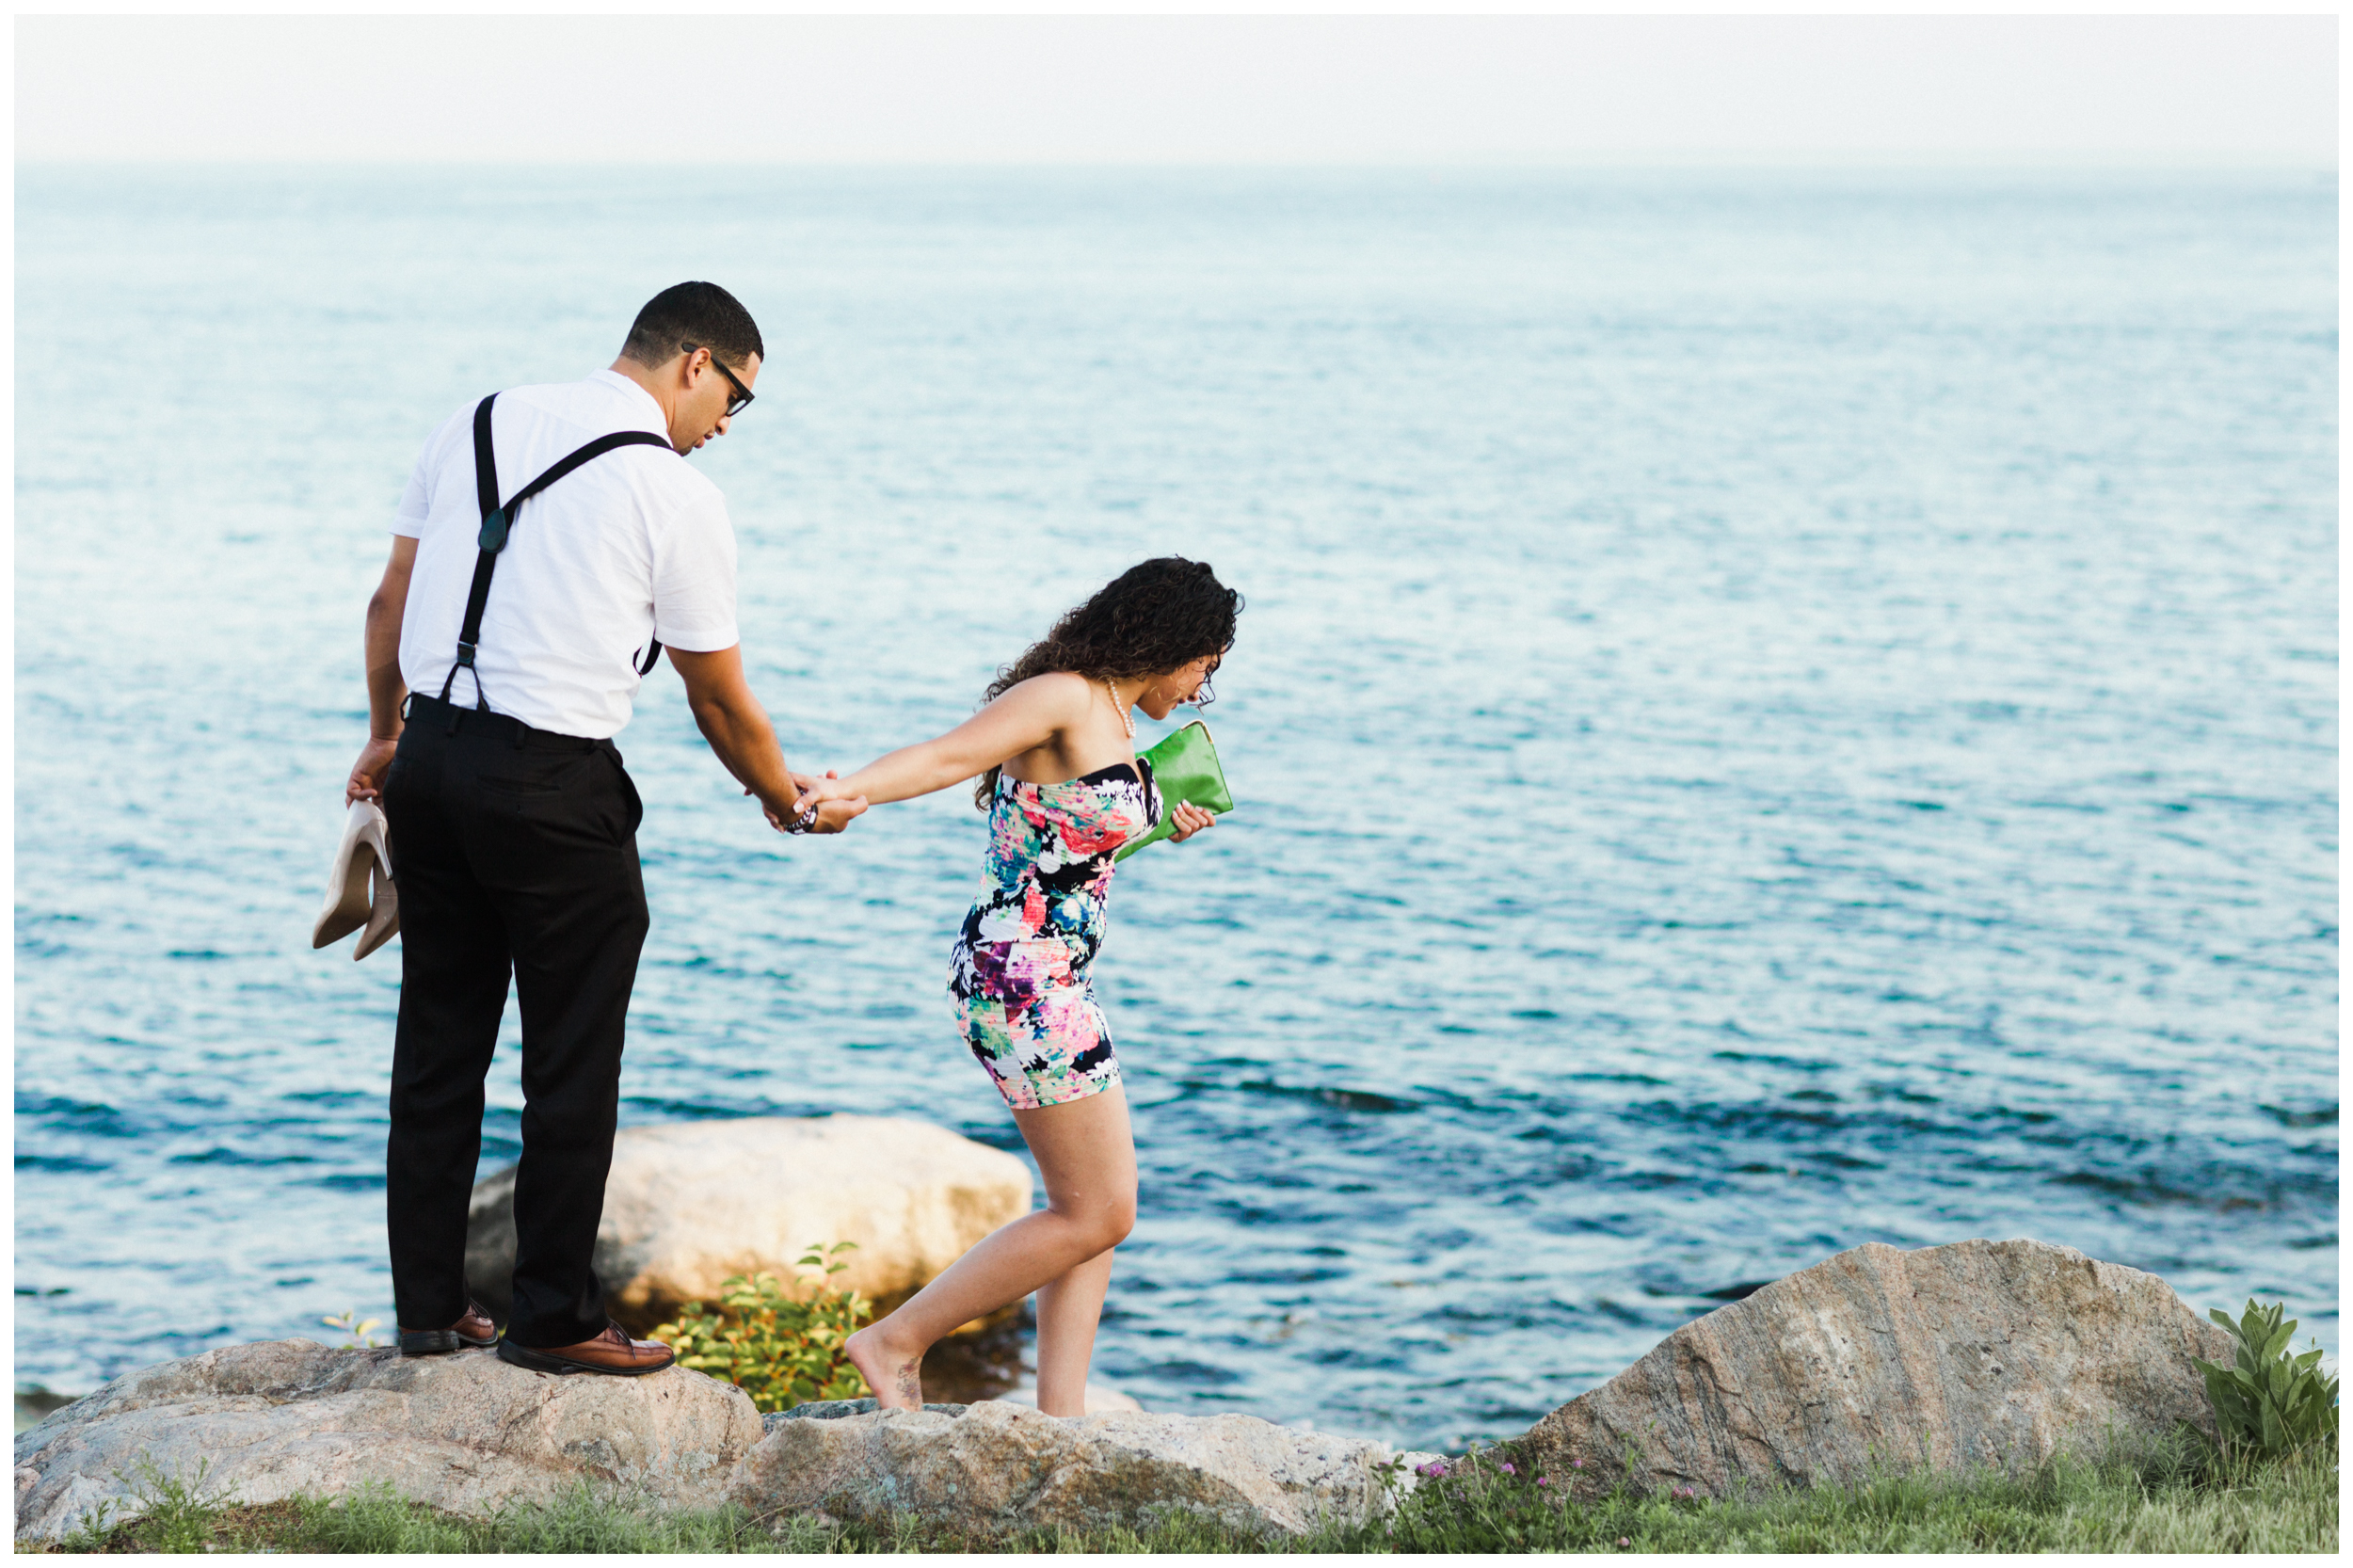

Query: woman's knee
[[1094, 1190, 1138, 1251], [1050, 1191, 1135, 1253]]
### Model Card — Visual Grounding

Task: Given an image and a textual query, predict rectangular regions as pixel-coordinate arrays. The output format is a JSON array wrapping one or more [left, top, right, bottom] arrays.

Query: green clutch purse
[[1115, 720, 1232, 862]]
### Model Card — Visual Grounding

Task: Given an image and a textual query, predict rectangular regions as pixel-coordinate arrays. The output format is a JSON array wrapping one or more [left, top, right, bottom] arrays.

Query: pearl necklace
[[1104, 679, 1136, 740]]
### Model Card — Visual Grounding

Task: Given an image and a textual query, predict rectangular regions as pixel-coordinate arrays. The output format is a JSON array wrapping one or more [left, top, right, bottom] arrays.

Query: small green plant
[[120, 1455, 232, 1553], [650, 1242, 872, 1413], [2191, 1298, 2339, 1464], [56, 1496, 115, 1554], [321, 1308, 385, 1348]]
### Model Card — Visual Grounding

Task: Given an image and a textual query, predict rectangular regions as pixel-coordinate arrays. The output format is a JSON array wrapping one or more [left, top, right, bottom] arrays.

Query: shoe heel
[[496, 1337, 575, 1374], [400, 1328, 461, 1356]]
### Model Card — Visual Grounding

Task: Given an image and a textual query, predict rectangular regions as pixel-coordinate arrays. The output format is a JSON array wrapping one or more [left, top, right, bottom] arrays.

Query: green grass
[[25, 1432, 2335, 1554]]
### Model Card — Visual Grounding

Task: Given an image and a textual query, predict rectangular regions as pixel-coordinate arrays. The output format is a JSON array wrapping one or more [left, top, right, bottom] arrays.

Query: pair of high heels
[[312, 799, 399, 960]]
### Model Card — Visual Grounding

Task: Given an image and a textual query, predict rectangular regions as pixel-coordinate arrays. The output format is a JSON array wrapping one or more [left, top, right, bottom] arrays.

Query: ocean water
[[14, 167, 2337, 1450]]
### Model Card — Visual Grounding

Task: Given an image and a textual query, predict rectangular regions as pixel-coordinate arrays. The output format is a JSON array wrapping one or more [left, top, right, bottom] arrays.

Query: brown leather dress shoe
[[398, 1299, 498, 1357], [495, 1321, 676, 1377]]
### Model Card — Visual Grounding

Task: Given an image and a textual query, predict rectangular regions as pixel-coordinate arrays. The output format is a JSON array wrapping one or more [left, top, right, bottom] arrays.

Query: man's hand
[[810, 798, 866, 833], [788, 770, 877, 827], [756, 770, 868, 835], [346, 737, 401, 806]]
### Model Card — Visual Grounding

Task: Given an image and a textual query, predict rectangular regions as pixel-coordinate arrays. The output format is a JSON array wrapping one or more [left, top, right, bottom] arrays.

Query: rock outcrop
[[1513, 1238, 2233, 1499], [997, 1378, 1144, 1414], [466, 1115, 1032, 1332], [12, 1339, 761, 1544], [19, 1235, 2237, 1544], [728, 1399, 1412, 1539]]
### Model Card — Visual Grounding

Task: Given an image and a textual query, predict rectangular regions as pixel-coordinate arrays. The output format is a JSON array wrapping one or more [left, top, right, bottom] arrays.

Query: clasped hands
[[752, 771, 869, 836]]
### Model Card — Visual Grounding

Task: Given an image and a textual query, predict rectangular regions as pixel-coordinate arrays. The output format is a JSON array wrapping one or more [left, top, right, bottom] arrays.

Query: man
[[344, 281, 862, 1375]]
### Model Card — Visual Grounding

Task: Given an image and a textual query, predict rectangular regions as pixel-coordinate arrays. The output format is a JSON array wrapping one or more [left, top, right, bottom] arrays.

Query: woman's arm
[[801, 674, 1088, 809]]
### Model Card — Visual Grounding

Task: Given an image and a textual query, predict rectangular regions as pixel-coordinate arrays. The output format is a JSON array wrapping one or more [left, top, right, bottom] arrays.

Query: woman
[[795, 556, 1241, 1416]]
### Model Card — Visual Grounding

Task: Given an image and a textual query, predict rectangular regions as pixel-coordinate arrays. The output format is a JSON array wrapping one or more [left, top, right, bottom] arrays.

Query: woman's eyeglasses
[[1190, 655, 1223, 709]]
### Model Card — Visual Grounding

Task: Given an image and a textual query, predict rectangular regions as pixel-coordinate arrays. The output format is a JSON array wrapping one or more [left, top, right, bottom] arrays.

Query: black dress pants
[[381, 696, 649, 1348]]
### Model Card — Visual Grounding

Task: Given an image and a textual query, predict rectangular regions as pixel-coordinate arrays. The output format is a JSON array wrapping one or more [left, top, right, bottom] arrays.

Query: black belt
[[405, 694, 604, 753]]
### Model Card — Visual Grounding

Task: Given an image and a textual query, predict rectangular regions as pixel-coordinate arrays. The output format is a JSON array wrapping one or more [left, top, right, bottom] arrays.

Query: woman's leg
[[844, 1085, 1136, 1410], [1032, 1247, 1115, 1416]]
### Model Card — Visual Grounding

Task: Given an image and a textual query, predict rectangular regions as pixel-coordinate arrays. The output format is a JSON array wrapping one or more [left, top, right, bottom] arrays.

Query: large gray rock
[[12, 1338, 761, 1544], [996, 1377, 1144, 1414], [1514, 1238, 2233, 1498], [728, 1399, 1413, 1539], [467, 1115, 1032, 1333]]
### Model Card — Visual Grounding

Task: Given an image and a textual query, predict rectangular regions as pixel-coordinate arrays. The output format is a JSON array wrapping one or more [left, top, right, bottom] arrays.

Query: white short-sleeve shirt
[[393, 369, 739, 739]]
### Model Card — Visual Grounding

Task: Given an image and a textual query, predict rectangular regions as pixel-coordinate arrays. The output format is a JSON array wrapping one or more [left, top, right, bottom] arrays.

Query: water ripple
[[12, 167, 2337, 1449]]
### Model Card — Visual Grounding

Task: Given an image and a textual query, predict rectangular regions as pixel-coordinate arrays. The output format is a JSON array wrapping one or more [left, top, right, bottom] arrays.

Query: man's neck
[[608, 357, 676, 423]]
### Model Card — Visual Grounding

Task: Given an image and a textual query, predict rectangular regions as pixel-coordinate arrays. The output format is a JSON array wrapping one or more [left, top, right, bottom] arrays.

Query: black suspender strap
[[437, 392, 675, 718], [440, 396, 502, 711], [472, 392, 501, 533]]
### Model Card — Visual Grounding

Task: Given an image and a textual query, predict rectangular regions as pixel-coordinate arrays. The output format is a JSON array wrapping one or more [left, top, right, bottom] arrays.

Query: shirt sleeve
[[650, 488, 741, 652], [392, 408, 461, 538]]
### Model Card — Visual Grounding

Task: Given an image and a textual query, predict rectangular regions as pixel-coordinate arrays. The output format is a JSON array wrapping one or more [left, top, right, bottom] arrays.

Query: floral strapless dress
[[949, 760, 1160, 1109]]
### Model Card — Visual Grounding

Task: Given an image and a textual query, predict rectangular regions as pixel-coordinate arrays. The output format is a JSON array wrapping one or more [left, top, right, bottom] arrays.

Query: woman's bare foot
[[844, 1322, 926, 1410]]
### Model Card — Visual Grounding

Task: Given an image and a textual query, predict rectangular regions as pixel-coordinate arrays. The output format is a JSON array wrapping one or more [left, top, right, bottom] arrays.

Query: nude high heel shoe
[[353, 843, 400, 960], [313, 800, 399, 959]]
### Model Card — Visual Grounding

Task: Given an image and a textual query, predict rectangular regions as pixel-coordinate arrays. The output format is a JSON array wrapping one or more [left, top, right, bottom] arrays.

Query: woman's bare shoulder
[[997, 669, 1095, 715]]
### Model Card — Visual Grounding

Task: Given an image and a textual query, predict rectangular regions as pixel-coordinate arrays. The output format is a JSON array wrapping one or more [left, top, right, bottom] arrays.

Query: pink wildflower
[[1536, 1476, 1552, 1487], [1618, 1539, 1630, 1548], [1499, 1462, 1516, 1475]]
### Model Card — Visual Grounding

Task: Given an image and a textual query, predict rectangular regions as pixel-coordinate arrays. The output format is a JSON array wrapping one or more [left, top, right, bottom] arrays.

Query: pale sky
[[15, 14, 2338, 165]]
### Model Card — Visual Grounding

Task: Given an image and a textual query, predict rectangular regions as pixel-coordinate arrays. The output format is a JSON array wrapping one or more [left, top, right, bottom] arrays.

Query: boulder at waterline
[[12, 1338, 761, 1544], [1513, 1238, 2234, 1499], [730, 1399, 1416, 1538], [997, 1377, 1144, 1414], [466, 1115, 1032, 1332]]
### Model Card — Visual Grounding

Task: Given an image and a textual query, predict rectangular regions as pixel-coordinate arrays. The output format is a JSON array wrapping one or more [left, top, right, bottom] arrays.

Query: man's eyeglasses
[[684, 344, 755, 418]]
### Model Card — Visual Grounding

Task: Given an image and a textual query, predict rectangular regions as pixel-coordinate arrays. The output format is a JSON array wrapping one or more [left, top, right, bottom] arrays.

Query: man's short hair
[[619, 281, 764, 371]]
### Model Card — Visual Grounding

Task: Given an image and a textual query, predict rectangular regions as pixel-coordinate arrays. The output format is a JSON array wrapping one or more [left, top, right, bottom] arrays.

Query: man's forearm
[[689, 694, 795, 807], [347, 544, 416, 804], [364, 589, 408, 739]]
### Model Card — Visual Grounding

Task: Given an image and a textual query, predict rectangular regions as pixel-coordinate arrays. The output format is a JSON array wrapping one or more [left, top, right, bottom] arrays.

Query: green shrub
[[648, 1243, 872, 1413], [2191, 1298, 2339, 1464]]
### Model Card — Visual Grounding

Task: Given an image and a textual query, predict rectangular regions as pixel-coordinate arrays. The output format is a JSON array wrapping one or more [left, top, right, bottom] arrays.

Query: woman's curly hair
[[974, 556, 1242, 807]]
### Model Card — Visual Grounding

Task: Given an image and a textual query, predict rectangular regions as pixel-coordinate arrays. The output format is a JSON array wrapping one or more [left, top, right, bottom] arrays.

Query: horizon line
[[15, 154, 2338, 171]]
